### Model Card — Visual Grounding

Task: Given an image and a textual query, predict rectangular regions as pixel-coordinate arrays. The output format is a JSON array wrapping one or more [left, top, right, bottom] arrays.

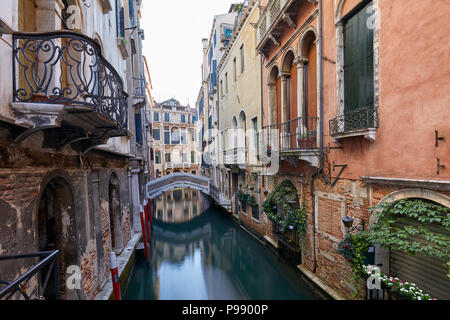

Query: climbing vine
[[262, 180, 307, 241], [365, 199, 450, 276]]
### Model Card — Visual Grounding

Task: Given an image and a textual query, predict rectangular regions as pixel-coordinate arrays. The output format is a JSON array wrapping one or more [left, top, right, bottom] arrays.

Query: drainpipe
[[318, 0, 324, 171], [310, 170, 319, 273], [310, 0, 324, 274]]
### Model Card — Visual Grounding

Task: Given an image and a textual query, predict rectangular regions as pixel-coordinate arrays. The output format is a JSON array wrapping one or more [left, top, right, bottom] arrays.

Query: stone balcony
[[256, 0, 317, 56]]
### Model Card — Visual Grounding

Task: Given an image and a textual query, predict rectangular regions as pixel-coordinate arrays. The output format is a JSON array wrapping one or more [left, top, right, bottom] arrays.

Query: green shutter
[[344, 2, 374, 113]]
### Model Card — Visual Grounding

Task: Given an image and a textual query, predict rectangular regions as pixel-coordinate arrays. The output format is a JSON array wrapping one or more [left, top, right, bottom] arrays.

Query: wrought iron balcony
[[329, 107, 379, 140], [12, 31, 128, 137], [263, 116, 319, 152]]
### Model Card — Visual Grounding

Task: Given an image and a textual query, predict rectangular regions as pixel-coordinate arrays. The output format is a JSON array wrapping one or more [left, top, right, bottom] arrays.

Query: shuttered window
[[343, 1, 374, 113]]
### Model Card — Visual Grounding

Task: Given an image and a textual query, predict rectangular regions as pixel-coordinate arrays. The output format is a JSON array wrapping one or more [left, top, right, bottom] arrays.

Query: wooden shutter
[[390, 218, 450, 300], [344, 1, 374, 112]]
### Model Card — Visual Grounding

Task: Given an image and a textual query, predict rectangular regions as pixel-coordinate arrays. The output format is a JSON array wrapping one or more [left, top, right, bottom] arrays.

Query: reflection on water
[[124, 188, 325, 300]]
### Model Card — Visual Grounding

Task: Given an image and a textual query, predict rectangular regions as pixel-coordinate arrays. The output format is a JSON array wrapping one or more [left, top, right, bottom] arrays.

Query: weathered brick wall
[[0, 133, 132, 300]]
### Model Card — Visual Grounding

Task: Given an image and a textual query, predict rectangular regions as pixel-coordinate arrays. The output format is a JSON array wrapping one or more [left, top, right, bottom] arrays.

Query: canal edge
[[94, 233, 142, 300], [296, 265, 345, 300]]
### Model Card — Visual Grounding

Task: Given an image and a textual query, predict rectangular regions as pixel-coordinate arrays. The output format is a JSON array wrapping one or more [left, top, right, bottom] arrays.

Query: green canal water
[[123, 188, 327, 300]]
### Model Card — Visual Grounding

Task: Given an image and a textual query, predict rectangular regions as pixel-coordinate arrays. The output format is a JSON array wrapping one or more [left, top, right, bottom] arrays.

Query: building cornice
[[361, 176, 450, 192]]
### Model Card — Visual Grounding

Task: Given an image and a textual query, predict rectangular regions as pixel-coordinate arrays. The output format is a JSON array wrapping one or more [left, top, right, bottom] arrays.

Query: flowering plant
[[362, 265, 436, 300]]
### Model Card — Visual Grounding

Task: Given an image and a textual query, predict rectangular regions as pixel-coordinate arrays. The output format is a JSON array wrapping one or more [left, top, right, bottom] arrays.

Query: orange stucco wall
[[261, 0, 449, 181]]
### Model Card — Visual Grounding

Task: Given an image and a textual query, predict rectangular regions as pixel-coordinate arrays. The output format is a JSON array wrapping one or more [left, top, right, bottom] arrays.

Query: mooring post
[[143, 200, 151, 244], [110, 252, 121, 300], [139, 206, 150, 265]]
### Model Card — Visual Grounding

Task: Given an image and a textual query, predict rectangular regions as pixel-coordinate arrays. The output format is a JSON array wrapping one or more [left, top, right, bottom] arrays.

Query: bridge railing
[[146, 172, 210, 199]]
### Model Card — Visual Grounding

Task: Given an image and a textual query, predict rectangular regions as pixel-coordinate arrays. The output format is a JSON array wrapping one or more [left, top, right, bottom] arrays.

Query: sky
[[141, 0, 237, 107]]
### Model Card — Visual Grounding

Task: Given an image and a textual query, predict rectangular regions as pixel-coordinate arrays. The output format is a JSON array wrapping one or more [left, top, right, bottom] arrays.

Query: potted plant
[[247, 195, 257, 207]]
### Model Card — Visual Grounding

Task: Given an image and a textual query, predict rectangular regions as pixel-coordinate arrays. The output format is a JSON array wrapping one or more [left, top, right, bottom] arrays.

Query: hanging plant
[[247, 195, 257, 207], [337, 233, 372, 298]]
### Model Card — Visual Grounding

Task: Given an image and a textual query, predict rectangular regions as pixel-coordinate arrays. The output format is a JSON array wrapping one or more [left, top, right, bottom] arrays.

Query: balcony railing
[[272, 221, 300, 252], [329, 106, 379, 137], [263, 116, 319, 152], [256, 0, 296, 49], [132, 77, 146, 99], [223, 147, 247, 165], [12, 31, 128, 133]]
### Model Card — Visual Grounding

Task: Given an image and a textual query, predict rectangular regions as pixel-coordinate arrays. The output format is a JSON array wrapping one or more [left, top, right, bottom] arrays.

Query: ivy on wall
[[365, 199, 450, 274], [262, 180, 307, 241]]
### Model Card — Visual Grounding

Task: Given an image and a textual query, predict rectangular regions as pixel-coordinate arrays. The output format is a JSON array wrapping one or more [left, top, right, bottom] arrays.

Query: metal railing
[[223, 147, 247, 165], [263, 116, 319, 152], [12, 31, 128, 132], [0, 250, 59, 300], [132, 77, 146, 99], [272, 221, 300, 252], [329, 106, 379, 136]]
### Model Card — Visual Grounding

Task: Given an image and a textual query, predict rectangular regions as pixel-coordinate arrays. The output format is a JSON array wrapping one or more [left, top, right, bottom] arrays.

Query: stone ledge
[[264, 235, 278, 249], [296, 264, 346, 300], [94, 232, 141, 300]]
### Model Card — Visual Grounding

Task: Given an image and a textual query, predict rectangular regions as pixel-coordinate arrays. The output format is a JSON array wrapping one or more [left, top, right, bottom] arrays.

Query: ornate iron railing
[[0, 250, 59, 300], [329, 106, 379, 136], [12, 31, 128, 133], [262, 116, 318, 152]]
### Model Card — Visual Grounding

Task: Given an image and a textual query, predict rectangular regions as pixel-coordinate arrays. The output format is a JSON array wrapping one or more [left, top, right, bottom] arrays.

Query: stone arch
[[268, 64, 280, 126], [237, 110, 247, 150], [280, 49, 297, 123], [370, 189, 450, 226], [36, 171, 78, 300], [335, 0, 346, 22], [298, 27, 318, 121], [108, 172, 123, 253]]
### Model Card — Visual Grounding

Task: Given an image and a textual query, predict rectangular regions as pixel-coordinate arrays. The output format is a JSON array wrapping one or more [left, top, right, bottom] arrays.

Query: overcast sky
[[141, 1, 237, 107]]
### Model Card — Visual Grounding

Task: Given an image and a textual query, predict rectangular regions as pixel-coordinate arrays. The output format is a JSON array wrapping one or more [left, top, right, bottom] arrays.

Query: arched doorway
[[109, 173, 123, 254], [38, 177, 77, 300], [372, 190, 450, 300]]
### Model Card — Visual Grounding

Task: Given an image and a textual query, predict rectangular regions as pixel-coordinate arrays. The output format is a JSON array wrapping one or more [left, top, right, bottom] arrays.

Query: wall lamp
[[342, 216, 365, 233]]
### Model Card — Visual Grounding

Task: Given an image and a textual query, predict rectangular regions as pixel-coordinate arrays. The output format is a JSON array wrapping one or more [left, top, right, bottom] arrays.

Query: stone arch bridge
[[145, 173, 231, 210]]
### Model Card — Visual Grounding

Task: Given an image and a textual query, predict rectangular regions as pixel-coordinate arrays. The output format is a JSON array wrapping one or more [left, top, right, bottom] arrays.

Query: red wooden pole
[[143, 200, 151, 244], [139, 207, 149, 263], [110, 252, 121, 300]]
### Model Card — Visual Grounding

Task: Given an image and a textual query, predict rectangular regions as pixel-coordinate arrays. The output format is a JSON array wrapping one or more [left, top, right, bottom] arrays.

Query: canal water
[[123, 188, 326, 300]]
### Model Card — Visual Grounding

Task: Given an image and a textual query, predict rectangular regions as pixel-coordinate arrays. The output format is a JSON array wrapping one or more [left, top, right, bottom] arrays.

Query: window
[[182, 153, 187, 162], [154, 112, 159, 122], [115, 0, 125, 38], [344, 2, 374, 113], [220, 80, 223, 98], [153, 128, 160, 140], [252, 205, 259, 221], [252, 117, 258, 149], [165, 152, 171, 163], [240, 45, 244, 73], [155, 150, 161, 164], [135, 113, 142, 145], [190, 128, 195, 141], [191, 151, 195, 163], [192, 115, 197, 123], [181, 114, 186, 123], [181, 130, 187, 144], [164, 127, 170, 144], [225, 73, 228, 94], [164, 113, 170, 122], [233, 57, 237, 81], [171, 128, 180, 144]]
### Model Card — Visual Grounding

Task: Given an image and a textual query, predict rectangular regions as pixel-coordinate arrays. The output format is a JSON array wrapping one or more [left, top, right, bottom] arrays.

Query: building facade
[[0, 0, 152, 300], [199, 0, 450, 300], [151, 98, 198, 178]]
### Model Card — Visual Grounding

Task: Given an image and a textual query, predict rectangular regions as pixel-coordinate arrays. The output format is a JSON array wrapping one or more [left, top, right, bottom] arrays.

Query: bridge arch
[[146, 173, 210, 200]]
